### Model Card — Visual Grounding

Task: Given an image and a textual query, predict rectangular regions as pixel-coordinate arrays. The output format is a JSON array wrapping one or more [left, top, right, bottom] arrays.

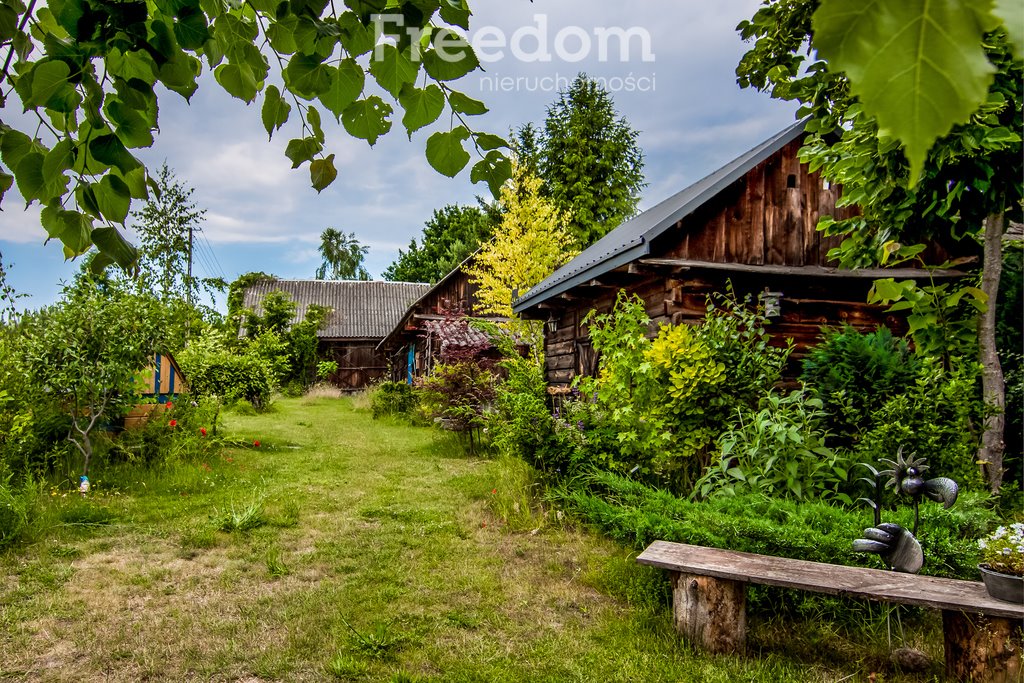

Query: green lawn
[[1, 396, 933, 681]]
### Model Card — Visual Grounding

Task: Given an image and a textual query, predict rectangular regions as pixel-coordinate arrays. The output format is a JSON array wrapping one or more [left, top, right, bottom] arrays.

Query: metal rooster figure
[[852, 448, 959, 574]]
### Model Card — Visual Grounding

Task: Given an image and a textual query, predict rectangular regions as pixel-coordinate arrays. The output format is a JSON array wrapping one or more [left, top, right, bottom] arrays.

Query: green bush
[[178, 332, 274, 410], [801, 326, 919, 440], [552, 469, 992, 581], [370, 381, 419, 419], [573, 287, 789, 493], [695, 389, 855, 504], [857, 357, 985, 490], [487, 355, 551, 461]]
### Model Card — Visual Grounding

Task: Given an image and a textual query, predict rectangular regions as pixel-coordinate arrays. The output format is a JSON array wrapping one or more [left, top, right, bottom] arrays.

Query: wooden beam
[[638, 258, 968, 279]]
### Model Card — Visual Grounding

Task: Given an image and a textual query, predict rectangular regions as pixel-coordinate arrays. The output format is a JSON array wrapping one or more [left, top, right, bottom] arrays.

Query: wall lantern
[[546, 312, 559, 335], [760, 289, 783, 319]]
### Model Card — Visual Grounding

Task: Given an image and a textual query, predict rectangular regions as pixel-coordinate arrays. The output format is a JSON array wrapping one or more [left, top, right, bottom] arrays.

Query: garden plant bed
[[0, 397, 980, 681]]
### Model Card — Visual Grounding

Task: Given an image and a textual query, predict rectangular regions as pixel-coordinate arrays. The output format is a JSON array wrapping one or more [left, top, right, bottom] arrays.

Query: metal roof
[[512, 119, 808, 313], [242, 280, 430, 340]]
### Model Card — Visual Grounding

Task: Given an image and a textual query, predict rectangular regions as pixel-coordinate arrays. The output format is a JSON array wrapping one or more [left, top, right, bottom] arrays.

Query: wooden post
[[943, 610, 1023, 683], [672, 572, 747, 654]]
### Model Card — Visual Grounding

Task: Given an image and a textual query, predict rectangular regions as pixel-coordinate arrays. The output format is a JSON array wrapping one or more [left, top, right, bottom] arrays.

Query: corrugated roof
[[242, 280, 430, 339], [513, 120, 808, 313]]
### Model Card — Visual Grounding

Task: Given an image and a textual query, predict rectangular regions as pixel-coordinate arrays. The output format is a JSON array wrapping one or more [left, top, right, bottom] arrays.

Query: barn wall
[[323, 341, 389, 391]]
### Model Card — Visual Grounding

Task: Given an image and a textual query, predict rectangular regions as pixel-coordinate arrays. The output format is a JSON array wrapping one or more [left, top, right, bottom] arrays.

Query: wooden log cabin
[[513, 121, 970, 388], [378, 254, 510, 382], [242, 280, 430, 391]]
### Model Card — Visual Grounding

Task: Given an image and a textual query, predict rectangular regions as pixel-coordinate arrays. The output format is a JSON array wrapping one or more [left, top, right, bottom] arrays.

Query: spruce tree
[[535, 74, 646, 249]]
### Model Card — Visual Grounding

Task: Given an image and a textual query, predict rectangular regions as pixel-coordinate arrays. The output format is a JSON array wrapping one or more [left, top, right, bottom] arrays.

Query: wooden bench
[[637, 541, 1024, 682]]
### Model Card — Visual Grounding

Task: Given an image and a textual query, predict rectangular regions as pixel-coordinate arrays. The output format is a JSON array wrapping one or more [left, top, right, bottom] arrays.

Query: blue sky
[[0, 0, 798, 312]]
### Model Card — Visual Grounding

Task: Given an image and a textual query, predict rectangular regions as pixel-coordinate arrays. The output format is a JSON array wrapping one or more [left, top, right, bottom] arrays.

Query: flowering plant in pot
[[978, 523, 1024, 603]]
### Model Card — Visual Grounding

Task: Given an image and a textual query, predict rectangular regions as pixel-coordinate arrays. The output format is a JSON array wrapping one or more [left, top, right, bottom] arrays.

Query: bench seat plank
[[637, 540, 1024, 619]]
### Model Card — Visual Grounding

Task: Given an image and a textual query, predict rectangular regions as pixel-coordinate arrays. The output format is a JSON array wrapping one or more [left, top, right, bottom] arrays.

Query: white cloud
[[0, 202, 45, 245]]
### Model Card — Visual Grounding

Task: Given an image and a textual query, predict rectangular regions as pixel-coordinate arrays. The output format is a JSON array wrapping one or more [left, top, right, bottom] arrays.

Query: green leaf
[[319, 59, 364, 120], [96, 174, 132, 224], [27, 59, 70, 109], [341, 96, 393, 146], [0, 128, 35, 171], [447, 90, 487, 115], [369, 44, 419, 99], [0, 4, 18, 42], [726, 467, 747, 482], [90, 135, 142, 175], [337, 12, 375, 56], [215, 62, 258, 103], [118, 166, 150, 200], [473, 132, 507, 151], [425, 126, 470, 177], [0, 171, 13, 204], [398, 84, 444, 135], [174, 7, 210, 50], [92, 226, 139, 269], [994, 0, 1024, 56], [75, 183, 101, 218], [422, 29, 479, 81], [309, 153, 337, 192], [284, 53, 332, 99], [307, 104, 325, 143], [41, 206, 92, 256], [261, 85, 291, 140], [470, 150, 511, 196], [266, 15, 299, 55], [439, 0, 470, 29], [812, 0, 997, 185], [14, 151, 44, 203], [105, 101, 155, 148], [285, 137, 323, 168]]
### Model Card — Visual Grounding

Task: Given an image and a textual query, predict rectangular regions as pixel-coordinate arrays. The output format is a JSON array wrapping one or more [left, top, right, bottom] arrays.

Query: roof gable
[[242, 280, 430, 339], [513, 120, 808, 312]]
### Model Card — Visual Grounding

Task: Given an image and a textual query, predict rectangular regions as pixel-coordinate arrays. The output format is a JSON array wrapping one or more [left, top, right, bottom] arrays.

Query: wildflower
[[491, 488, 497, 494], [168, 419, 177, 428], [200, 427, 207, 437], [166, 401, 173, 410], [253, 440, 261, 447]]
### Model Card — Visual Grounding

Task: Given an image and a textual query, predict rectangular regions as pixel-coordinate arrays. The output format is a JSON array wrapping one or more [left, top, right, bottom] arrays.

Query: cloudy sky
[[0, 0, 798, 310]]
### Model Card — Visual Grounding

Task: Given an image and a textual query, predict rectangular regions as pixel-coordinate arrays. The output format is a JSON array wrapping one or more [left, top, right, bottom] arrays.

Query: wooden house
[[377, 255, 508, 382], [513, 121, 969, 388], [242, 280, 430, 390]]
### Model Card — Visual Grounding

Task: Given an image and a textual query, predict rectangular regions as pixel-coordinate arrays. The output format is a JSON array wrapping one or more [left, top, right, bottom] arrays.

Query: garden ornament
[[852, 448, 959, 574]]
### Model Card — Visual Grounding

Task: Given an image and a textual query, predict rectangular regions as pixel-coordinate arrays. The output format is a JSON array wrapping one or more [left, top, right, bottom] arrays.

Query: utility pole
[[185, 223, 194, 344]]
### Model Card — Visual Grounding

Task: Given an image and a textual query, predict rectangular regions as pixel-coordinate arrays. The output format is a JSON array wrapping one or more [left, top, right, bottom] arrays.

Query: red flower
[[199, 427, 207, 437], [166, 402, 173, 410], [253, 440, 261, 448], [491, 488, 497, 495], [168, 419, 177, 428]]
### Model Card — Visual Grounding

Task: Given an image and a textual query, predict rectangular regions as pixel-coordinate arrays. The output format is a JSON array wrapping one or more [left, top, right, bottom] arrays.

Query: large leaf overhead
[[812, 0, 999, 185], [0, 0, 516, 268]]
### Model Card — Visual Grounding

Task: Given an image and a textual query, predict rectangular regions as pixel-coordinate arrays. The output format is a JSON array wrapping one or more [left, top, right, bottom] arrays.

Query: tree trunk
[[978, 211, 1006, 494]]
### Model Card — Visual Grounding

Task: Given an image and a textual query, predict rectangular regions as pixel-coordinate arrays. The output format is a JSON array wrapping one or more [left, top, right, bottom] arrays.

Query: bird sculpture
[[852, 448, 959, 574]]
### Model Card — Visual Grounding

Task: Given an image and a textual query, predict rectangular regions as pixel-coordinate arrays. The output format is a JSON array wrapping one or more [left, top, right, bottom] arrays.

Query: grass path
[[1, 396, 886, 681]]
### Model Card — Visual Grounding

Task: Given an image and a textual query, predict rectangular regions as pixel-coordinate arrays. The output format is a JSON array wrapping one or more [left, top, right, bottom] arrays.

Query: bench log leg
[[942, 610, 1022, 683], [671, 571, 746, 654]]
